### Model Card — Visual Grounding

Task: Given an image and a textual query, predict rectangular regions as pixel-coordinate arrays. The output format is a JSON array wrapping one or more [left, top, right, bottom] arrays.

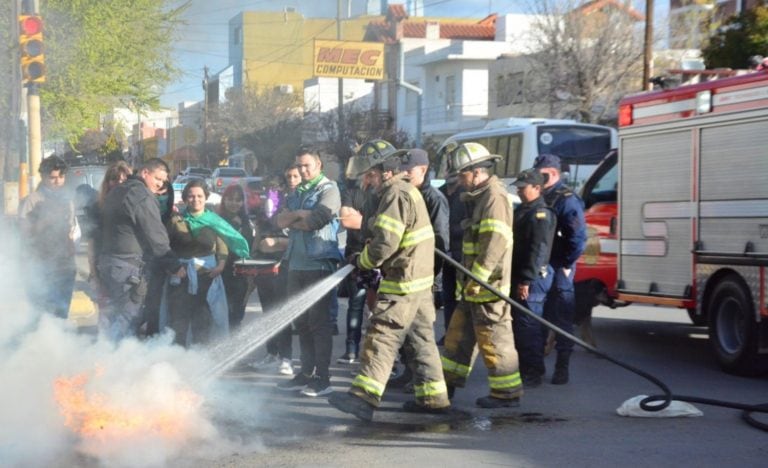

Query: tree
[[72, 124, 126, 162], [40, 0, 187, 144], [702, 6, 768, 69], [208, 87, 303, 175], [316, 101, 411, 176], [0, 1, 18, 182], [523, 0, 645, 123]]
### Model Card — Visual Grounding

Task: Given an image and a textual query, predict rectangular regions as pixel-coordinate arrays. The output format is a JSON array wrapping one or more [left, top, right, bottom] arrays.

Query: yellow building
[[228, 11, 377, 94]]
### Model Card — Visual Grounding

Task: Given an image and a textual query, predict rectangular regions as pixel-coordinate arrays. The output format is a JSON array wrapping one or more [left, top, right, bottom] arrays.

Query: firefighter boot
[[476, 396, 520, 409], [551, 352, 571, 385], [403, 400, 451, 414], [328, 392, 375, 422]]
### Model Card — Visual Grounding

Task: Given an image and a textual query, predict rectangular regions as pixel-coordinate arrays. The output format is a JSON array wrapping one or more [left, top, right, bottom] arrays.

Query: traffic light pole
[[26, 83, 42, 190]]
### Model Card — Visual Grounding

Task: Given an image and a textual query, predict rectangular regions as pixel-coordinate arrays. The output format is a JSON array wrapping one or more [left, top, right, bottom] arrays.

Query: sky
[[161, 0, 660, 108]]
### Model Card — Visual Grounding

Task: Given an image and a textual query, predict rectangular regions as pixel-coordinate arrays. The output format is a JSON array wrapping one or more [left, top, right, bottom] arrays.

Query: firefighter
[[533, 154, 587, 385], [441, 142, 523, 408], [328, 139, 450, 422], [510, 169, 556, 388]]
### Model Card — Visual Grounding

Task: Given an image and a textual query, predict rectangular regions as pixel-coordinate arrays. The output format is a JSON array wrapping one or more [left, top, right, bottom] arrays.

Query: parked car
[[243, 177, 265, 216], [211, 167, 248, 193], [64, 164, 108, 195], [181, 166, 212, 178], [171, 174, 220, 207]]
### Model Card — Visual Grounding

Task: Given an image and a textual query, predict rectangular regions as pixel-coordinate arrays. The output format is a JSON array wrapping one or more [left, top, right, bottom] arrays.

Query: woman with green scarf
[[166, 179, 249, 346]]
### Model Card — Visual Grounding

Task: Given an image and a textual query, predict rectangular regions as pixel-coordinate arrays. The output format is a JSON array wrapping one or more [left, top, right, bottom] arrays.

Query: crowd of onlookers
[[17, 139, 585, 412], [17, 156, 302, 349]]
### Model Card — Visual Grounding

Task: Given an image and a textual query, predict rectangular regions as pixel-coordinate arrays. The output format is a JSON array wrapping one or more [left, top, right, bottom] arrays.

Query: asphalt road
[[178, 300, 768, 468]]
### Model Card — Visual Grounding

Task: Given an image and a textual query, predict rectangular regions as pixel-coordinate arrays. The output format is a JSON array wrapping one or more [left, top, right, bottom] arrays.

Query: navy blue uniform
[[511, 196, 556, 379], [542, 181, 586, 353]]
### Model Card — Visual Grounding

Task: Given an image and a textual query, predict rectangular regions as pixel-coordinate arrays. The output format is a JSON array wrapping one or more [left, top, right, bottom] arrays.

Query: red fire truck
[[575, 70, 768, 375]]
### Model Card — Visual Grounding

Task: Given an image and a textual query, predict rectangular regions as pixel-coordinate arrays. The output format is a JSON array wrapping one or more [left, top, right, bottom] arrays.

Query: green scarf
[[184, 208, 250, 259], [296, 172, 325, 194]]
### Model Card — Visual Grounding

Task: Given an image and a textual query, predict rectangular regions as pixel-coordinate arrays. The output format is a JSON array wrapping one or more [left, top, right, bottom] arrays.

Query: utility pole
[[337, 0, 344, 152], [642, 0, 654, 91], [203, 66, 209, 168]]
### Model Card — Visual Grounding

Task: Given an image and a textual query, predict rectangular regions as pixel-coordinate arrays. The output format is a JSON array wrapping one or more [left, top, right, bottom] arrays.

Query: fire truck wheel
[[707, 276, 767, 376]]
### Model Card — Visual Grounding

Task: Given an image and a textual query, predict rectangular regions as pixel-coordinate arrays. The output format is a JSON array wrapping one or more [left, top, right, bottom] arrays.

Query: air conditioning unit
[[276, 84, 294, 94]]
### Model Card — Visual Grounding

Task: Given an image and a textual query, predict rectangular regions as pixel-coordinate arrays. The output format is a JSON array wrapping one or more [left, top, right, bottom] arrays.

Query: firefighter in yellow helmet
[[440, 141, 523, 408], [328, 140, 451, 421]]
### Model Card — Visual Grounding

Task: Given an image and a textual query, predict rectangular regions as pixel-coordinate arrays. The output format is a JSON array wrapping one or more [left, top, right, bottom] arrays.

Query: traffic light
[[19, 15, 45, 84]]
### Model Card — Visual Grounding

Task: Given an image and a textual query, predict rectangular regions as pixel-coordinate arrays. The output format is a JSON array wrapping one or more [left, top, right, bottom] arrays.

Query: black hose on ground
[[435, 249, 768, 432]]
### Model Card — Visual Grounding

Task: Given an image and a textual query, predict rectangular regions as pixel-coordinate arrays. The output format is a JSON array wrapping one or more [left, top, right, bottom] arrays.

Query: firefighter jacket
[[357, 173, 435, 295], [512, 196, 556, 285], [459, 175, 513, 303]]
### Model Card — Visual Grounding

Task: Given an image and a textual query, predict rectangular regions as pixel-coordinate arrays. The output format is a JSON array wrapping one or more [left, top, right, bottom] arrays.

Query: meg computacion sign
[[313, 40, 385, 80]]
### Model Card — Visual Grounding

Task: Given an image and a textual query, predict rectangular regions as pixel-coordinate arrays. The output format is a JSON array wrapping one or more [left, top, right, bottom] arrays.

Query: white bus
[[436, 118, 617, 192]]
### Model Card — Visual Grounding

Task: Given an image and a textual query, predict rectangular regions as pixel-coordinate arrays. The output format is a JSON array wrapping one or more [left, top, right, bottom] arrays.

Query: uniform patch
[[536, 211, 547, 219]]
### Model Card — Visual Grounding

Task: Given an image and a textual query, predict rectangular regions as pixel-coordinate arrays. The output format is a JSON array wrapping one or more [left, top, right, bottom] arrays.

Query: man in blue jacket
[[533, 154, 587, 385], [276, 145, 342, 398]]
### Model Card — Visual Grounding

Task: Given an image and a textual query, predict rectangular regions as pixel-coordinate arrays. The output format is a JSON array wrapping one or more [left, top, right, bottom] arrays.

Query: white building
[[362, 7, 541, 144]]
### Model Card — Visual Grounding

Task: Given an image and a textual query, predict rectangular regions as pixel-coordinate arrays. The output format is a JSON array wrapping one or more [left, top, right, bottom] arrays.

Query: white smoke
[[0, 226, 266, 467]]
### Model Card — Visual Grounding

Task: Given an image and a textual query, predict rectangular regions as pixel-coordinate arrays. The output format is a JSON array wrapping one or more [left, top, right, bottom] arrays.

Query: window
[[405, 80, 419, 113], [445, 75, 456, 120], [233, 26, 242, 45]]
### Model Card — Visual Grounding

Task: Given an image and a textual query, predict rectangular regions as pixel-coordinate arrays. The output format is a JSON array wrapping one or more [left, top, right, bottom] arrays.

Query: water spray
[[201, 264, 354, 381]]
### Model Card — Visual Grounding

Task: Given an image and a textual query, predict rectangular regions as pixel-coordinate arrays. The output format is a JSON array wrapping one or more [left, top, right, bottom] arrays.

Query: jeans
[[543, 265, 576, 354], [289, 269, 335, 379], [343, 274, 366, 355], [256, 266, 293, 360], [512, 267, 554, 377]]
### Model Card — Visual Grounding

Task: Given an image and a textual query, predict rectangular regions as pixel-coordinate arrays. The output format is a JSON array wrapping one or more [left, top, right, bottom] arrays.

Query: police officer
[[441, 142, 523, 408], [532, 154, 587, 384], [328, 140, 450, 421], [510, 169, 556, 387]]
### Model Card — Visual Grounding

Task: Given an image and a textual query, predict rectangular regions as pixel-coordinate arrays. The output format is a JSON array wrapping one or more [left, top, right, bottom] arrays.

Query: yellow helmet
[[345, 139, 408, 178], [442, 141, 501, 176]]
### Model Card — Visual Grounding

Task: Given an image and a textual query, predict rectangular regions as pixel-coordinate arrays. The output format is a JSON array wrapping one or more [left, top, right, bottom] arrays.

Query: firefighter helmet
[[345, 139, 408, 178], [441, 141, 501, 175]]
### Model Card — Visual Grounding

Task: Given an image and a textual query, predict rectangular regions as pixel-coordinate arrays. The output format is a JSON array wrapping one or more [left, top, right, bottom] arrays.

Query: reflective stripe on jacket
[[458, 175, 513, 303], [358, 173, 434, 295]]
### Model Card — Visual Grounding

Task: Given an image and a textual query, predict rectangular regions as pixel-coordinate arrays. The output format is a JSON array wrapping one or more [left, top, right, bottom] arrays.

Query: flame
[[53, 371, 202, 442]]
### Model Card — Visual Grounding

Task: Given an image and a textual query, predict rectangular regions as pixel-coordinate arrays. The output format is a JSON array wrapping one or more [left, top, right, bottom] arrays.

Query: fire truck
[[575, 70, 768, 376]]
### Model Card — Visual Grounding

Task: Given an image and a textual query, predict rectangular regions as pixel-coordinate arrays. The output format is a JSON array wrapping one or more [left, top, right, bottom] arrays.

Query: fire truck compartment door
[[699, 119, 768, 255], [619, 130, 693, 297]]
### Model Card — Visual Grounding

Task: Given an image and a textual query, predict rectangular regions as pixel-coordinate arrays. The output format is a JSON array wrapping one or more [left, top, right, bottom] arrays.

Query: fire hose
[[435, 249, 768, 432]]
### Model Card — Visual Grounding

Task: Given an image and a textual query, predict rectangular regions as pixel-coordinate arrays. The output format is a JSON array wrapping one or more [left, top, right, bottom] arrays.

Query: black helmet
[[345, 139, 408, 178]]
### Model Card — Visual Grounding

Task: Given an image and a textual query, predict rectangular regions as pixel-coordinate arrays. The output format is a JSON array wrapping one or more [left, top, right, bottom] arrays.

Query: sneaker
[[476, 395, 520, 409], [276, 373, 313, 392], [249, 354, 279, 371], [301, 377, 333, 397], [402, 400, 450, 414], [278, 359, 294, 376], [328, 392, 375, 422], [336, 352, 357, 364]]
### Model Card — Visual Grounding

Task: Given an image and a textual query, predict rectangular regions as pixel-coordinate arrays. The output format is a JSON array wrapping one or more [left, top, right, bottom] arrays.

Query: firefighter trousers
[[442, 300, 523, 400], [351, 290, 450, 409]]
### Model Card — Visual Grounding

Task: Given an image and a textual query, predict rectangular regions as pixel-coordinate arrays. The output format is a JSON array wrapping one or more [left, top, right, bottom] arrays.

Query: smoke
[[0, 226, 266, 467]]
